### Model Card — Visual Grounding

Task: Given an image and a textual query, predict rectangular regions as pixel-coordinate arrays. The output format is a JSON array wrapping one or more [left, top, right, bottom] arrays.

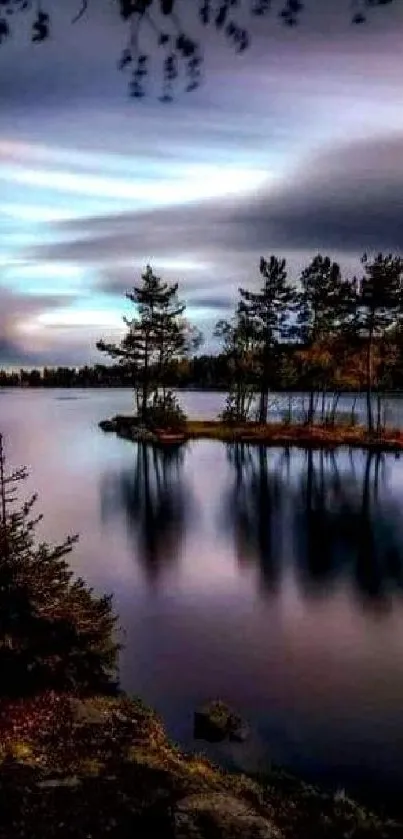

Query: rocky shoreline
[[0, 691, 401, 839]]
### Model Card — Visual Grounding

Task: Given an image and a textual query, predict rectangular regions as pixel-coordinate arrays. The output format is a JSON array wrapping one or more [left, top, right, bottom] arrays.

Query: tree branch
[[72, 0, 89, 25]]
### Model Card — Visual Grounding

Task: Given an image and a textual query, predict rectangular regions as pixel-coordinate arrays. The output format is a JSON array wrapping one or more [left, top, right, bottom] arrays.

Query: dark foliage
[[96, 264, 199, 426], [0, 434, 119, 697], [146, 391, 187, 430], [215, 252, 403, 432]]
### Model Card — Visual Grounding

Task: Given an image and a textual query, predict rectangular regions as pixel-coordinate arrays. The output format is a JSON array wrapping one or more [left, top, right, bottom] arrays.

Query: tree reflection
[[222, 443, 286, 593], [100, 443, 189, 586], [293, 449, 403, 608], [223, 443, 403, 608]]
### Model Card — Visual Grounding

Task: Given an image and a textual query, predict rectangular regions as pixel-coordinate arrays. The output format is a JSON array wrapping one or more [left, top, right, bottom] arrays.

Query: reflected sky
[[2, 389, 403, 806]]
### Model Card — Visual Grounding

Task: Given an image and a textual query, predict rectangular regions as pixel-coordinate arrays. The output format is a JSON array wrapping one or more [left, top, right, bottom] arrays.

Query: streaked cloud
[[1, 1, 403, 364]]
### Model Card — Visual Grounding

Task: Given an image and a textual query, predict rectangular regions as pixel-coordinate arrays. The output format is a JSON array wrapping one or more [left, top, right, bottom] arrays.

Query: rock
[[173, 793, 281, 839], [37, 776, 81, 789], [68, 698, 107, 726], [115, 424, 156, 443], [194, 701, 230, 742], [228, 717, 250, 743], [113, 414, 141, 428], [194, 701, 249, 744], [99, 419, 117, 432]]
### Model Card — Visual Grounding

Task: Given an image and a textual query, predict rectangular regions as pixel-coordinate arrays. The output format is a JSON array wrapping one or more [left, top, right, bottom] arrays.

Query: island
[[99, 415, 403, 452]]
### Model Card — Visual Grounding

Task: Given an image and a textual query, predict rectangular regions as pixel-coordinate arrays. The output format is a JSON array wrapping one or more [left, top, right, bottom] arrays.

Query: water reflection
[[222, 444, 286, 593], [100, 443, 190, 586], [294, 450, 403, 608], [223, 445, 403, 609]]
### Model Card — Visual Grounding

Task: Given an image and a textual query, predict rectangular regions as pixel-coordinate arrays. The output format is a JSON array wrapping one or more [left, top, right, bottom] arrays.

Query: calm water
[[2, 388, 403, 808]]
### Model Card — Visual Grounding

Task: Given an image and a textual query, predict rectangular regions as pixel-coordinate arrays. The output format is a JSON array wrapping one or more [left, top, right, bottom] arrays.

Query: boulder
[[98, 419, 117, 432], [37, 776, 81, 789], [228, 716, 250, 743], [194, 701, 249, 744], [173, 793, 281, 839]]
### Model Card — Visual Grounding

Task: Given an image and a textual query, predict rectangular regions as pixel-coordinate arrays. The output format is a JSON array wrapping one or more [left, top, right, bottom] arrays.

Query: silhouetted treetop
[[0, 0, 398, 99]]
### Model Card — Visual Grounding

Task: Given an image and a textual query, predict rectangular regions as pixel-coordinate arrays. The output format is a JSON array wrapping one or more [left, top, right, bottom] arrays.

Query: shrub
[[146, 391, 186, 431], [219, 392, 253, 424], [0, 434, 119, 697]]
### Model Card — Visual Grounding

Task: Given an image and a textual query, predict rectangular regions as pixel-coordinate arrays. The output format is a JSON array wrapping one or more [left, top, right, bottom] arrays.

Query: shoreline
[[99, 416, 403, 452], [1, 690, 401, 838]]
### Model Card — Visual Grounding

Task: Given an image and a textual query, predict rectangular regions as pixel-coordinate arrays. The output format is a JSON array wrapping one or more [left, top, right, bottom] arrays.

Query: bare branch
[[72, 0, 89, 25]]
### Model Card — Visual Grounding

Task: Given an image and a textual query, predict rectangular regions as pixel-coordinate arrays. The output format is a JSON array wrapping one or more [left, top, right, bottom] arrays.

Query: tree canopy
[[96, 264, 201, 426]]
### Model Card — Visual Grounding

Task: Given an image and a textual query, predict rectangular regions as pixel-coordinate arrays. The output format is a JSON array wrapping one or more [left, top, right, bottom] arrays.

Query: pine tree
[[215, 307, 258, 423], [295, 255, 353, 424], [239, 256, 296, 423], [356, 253, 403, 434], [97, 264, 200, 425], [0, 434, 119, 697]]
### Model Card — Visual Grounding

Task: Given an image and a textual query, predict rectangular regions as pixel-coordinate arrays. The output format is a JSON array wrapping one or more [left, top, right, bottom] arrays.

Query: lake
[[2, 388, 403, 811]]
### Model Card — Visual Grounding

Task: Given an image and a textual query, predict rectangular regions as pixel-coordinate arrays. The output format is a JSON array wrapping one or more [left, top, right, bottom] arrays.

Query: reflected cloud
[[100, 442, 191, 587]]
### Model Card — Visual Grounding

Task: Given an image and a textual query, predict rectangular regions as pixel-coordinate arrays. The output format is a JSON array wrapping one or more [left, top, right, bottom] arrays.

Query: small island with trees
[[95, 253, 403, 451]]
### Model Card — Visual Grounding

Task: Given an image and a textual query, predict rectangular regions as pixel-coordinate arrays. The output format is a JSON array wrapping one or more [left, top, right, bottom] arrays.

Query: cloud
[[28, 133, 403, 278], [1, 0, 403, 365], [0, 288, 88, 366], [232, 134, 403, 254], [187, 294, 233, 312]]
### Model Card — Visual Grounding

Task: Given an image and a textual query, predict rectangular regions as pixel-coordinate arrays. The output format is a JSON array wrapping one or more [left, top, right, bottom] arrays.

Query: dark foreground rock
[[98, 419, 117, 432], [194, 700, 250, 743], [0, 692, 401, 839], [174, 793, 280, 838]]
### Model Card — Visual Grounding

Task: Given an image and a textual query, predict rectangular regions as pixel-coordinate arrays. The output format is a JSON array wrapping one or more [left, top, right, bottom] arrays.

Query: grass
[[185, 420, 403, 450], [102, 414, 403, 451]]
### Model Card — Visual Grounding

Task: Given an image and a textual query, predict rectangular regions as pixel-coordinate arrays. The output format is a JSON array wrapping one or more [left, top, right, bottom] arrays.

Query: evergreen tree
[[0, 434, 119, 696], [215, 306, 258, 423], [239, 256, 296, 423], [295, 254, 353, 423], [356, 252, 403, 433], [97, 264, 200, 425]]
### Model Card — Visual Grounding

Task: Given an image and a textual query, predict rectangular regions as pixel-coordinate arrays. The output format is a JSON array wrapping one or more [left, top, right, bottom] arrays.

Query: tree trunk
[[308, 389, 315, 425], [350, 394, 358, 426], [331, 391, 340, 426], [142, 331, 149, 423], [0, 434, 9, 562], [366, 321, 374, 435], [321, 388, 326, 423], [376, 392, 382, 435], [258, 389, 268, 424], [258, 343, 270, 424]]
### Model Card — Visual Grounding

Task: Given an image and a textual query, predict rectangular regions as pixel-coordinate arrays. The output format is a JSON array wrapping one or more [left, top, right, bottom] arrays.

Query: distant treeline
[[3, 341, 403, 393], [0, 358, 234, 390]]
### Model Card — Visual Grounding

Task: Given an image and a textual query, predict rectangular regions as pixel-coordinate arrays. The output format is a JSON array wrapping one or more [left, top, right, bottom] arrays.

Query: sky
[[1, 0, 403, 367]]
